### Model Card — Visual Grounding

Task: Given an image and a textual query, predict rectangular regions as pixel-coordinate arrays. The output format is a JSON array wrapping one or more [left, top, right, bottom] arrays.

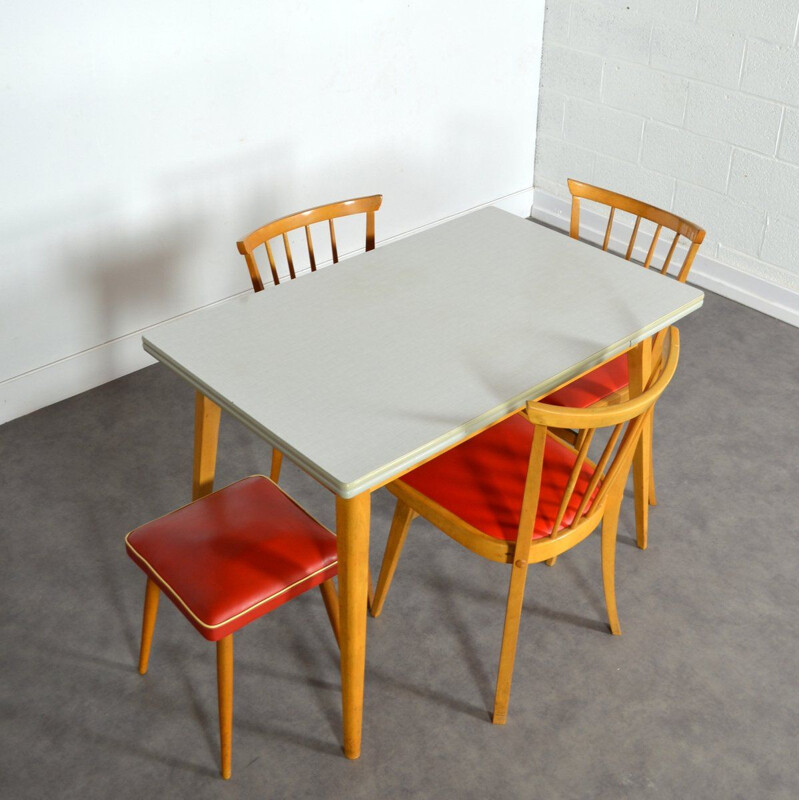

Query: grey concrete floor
[[1, 289, 797, 800]]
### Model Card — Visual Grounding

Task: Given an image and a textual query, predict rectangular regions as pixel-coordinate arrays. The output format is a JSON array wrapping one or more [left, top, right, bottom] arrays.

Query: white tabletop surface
[[143, 207, 703, 497]]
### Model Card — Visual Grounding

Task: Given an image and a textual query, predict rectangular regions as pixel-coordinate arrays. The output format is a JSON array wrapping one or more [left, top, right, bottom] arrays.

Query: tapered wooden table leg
[[192, 391, 221, 500], [336, 493, 371, 759], [628, 340, 652, 549]]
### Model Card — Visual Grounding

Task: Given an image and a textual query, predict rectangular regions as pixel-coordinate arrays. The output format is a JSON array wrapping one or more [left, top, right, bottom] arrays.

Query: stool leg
[[319, 579, 340, 646], [216, 635, 233, 780], [138, 578, 160, 675]]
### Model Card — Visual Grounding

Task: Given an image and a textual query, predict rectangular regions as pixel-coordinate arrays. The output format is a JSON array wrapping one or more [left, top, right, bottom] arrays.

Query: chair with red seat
[[371, 328, 681, 725], [544, 180, 704, 549], [125, 475, 339, 779], [236, 195, 382, 484]]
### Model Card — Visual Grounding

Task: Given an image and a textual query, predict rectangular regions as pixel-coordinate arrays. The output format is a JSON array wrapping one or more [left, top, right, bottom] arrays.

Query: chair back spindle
[[329, 219, 339, 264], [549, 428, 595, 536], [602, 208, 615, 251], [661, 231, 681, 276], [643, 224, 662, 269], [264, 240, 279, 287], [625, 216, 641, 260], [304, 225, 317, 272], [282, 233, 296, 280], [366, 210, 376, 251], [573, 421, 624, 521]]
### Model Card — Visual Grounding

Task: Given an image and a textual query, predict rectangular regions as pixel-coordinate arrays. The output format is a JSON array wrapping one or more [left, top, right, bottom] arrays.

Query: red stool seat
[[544, 353, 629, 408], [125, 476, 337, 641], [401, 414, 597, 542]]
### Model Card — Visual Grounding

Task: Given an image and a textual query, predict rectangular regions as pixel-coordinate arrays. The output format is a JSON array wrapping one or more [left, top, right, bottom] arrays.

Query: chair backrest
[[236, 195, 383, 291], [568, 179, 705, 283], [516, 327, 681, 549]]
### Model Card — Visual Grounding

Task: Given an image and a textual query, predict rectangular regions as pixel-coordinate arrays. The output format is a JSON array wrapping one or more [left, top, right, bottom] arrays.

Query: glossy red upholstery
[[126, 476, 337, 641], [544, 354, 628, 408], [401, 415, 597, 542]]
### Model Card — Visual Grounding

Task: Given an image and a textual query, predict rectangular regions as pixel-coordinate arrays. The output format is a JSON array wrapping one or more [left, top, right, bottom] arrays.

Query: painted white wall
[[0, 1, 545, 424], [533, 0, 799, 325]]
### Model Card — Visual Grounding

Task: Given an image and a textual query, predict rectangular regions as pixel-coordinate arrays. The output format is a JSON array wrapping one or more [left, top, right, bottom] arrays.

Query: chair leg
[[216, 635, 233, 780], [545, 556, 558, 566], [138, 578, 160, 675], [367, 568, 375, 612], [492, 559, 530, 725], [648, 428, 657, 506], [319, 579, 340, 646], [270, 449, 283, 483], [370, 501, 415, 618], [630, 346, 652, 550], [601, 499, 622, 636]]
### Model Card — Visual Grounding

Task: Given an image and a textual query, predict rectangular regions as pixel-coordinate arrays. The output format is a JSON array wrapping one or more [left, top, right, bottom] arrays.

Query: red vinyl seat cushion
[[125, 476, 337, 641], [544, 353, 629, 408], [401, 414, 597, 542]]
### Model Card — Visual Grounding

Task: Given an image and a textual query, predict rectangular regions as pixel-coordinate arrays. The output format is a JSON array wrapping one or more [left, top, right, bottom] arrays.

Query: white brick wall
[[534, 0, 800, 299]]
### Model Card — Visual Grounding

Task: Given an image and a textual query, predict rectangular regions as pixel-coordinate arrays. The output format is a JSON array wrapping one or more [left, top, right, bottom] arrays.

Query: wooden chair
[[371, 328, 681, 725], [125, 476, 340, 779], [543, 180, 704, 549], [236, 195, 382, 484]]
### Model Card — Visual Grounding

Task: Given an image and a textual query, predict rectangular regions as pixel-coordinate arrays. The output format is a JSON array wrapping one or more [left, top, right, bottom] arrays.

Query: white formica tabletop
[[143, 207, 703, 498]]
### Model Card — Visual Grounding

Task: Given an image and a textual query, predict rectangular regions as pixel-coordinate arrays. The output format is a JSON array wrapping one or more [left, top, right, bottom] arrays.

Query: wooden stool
[[125, 476, 339, 779]]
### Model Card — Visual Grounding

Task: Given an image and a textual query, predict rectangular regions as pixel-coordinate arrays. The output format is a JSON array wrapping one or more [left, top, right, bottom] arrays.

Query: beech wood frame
[[371, 328, 681, 723], [564, 179, 704, 550]]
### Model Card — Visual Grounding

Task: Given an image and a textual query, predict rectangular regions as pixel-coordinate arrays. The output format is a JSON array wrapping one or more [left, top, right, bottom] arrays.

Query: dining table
[[142, 205, 704, 759]]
